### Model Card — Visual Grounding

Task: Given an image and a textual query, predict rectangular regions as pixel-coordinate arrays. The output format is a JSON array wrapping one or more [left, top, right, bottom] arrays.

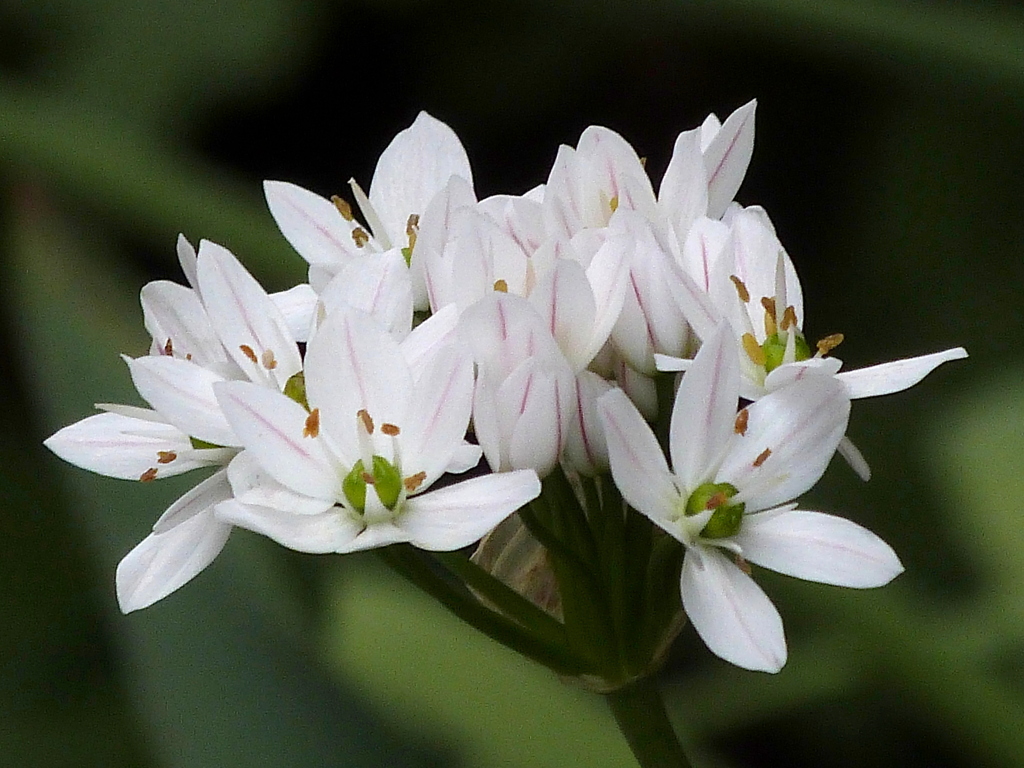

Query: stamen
[[760, 297, 778, 337], [493, 279, 508, 293], [163, 338, 173, 356], [742, 333, 767, 366], [331, 195, 354, 221], [303, 408, 320, 438], [139, 468, 158, 482], [348, 178, 391, 249], [406, 214, 420, 252], [729, 275, 750, 303], [352, 227, 370, 248], [639, 156, 648, 169], [608, 195, 619, 213], [156, 451, 176, 464], [404, 471, 427, 493], [186, 353, 192, 361], [734, 408, 749, 435], [261, 349, 278, 370], [780, 305, 798, 331], [357, 409, 374, 434], [734, 554, 752, 575], [753, 448, 772, 467], [239, 344, 258, 364], [381, 423, 400, 437], [816, 333, 844, 356]]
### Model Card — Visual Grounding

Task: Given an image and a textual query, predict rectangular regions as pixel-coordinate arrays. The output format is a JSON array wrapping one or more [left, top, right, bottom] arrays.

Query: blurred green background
[[1, 0, 1022, 765]]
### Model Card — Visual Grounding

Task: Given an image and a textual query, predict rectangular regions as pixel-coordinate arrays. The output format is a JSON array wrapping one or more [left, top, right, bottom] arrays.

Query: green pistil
[[283, 371, 309, 410], [342, 456, 404, 513], [684, 481, 745, 539], [762, 332, 811, 374]]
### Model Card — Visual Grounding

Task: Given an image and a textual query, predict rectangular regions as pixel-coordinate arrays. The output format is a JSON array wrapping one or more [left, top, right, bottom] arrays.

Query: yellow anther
[[404, 471, 427, 492], [357, 409, 374, 434], [609, 195, 619, 213], [742, 333, 767, 366], [139, 468, 158, 482], [734, 408, 749, 436], [639, 156, 648, 169], [816, 333, 844, 356], [781, 305, 798, 331], [381, 423, 400, 437], [303, 408, 320, 438], [239, 344, 258, 364], [157, 451, 177, 464], [406, 214, 420, 251], [331, 195, 354, 221], [261, 349, 278, 370], [753, 448, 772, 467], [729, 275, 750, 303], [352, 227, 370, 248], [760, 297, 778, 336], [493, 279, 508, 293]]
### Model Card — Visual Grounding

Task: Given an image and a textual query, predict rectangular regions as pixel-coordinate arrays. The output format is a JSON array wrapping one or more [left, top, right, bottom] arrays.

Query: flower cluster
[[45, 107, 965, 675]]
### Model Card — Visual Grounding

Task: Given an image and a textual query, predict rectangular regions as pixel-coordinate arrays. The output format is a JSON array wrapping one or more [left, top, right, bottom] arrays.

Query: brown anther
[[139, 468, 158, 482], [403, 471, 427, 492], [303, 408, 320, 438], [760, 297, 778, 336], [753, 448, 772, 467], [163, 338, 174, 356], [729, 275, 750, 303], [157, 451, 177, 464], [331, 195, 354, 221], [741, 333, 767, 366], [239, 344, 258, 363], [493, 279, 508, 293], [781, 305, 798, 331], [406, 214, 420, 251], [357, 409, 374, 434], [734, 408, 749, 435], [705, 492, 729, 510], [186, 353, 193, 361], [261, 349, 278, 370], [734, 554, 752, 575], [381, 423, 400, 437], [639, 156, 648, 169], [352, 227, 370, 248], [816, 333, 844, 356]]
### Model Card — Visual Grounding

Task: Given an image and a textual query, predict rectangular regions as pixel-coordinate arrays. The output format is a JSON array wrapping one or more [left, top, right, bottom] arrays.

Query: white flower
[[213, 306, 540, 553], [264, 111, 474, 306], [598, 326, 904, 672]]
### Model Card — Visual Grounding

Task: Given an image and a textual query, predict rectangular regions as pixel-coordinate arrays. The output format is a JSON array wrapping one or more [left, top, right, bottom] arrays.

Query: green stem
[[606, 678, 694, 768]]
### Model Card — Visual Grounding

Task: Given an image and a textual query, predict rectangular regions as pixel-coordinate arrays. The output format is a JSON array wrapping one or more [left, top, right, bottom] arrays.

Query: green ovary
[[684, 481, 745, 539], [342, 456, 404, 513], [283, 371, 309, 410], [761, 331, 811, 374]]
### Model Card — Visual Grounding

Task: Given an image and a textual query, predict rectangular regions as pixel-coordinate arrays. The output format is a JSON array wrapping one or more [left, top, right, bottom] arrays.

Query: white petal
[[576, 125, 657, 216], [318, 250, 414, 341], [670, 325, 740, 491], [225, 452, 334, 516], [400, 304, 460, 374], [44, 411, 208, 480], [152, 468, 233, 533], [176, 234, 200, 293], [703, 99, 756, 219], [126, 355, 237, 447], [503, 355, 575, 476], [596, 388, 679, 529], [563, 370, 614, 476], [679, 217, 729, 293], [264, 180, 362, 265], [216, 499, 365, 554], [116, 506, 232, 612], [736, 508, 904, 587], [446, 441, 483, 474], [399, 470, 541, 551], [836, 347, 968, 399], [140, 280, 226, 366], [196, 240, 302, 388], [270, 283, 318, 343], [215, 381, 340, 501], [369, 112, 473, 245], [659, 127, 709, 236], [529, 258, 597, 370], [837, 435, 871, 481], [681, 545, 786, 672]]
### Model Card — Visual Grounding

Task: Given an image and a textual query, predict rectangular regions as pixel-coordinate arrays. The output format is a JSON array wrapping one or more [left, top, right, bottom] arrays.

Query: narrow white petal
[[681, 545, 786, 672], [264, 180, 362, 265], [399, 470, 541, 551], [576, 125, 657, 216], [529, 258, 597, 370], [140, 280, 226, 366], [216, 499, 364, 554], [670, 325, 741, 491], [400, 304, 460, 373], [446, 441, 483, 474], [837, 435, 871, 481], [596, 388, 678, 528], [703, 100, 756, 219], [836, 347, 968, 399], [215, 381, 340, 501], [659, 127, 709, 236], [126, 355, 237, 446], [116, 506, 231, 612], [152, 468, 233, 533], [736, 508, 904, 587], [563, 370, 614, 476], [318, 250, 413, 340], [225, 452, 335, 516], [270, 283, 318, 343]]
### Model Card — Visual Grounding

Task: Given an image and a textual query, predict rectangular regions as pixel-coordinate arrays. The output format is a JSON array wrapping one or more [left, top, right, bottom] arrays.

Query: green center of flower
[[762, 331, 812, 374], [342, 456, 404, 513], [684, 482, 745, 539], [283, 371, 309, 410]]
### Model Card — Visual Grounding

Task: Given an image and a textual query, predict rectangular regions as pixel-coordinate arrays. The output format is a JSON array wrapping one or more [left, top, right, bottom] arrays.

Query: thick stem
[[606, 678, 694, 768]]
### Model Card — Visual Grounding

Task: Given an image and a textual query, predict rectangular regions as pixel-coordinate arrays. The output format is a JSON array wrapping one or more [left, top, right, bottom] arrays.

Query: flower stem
[[606, 678, 694, 768]]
